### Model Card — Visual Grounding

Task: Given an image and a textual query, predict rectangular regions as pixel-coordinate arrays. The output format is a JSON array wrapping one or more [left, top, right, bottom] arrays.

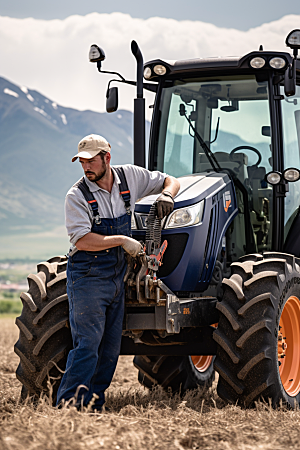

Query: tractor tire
[[134, 354, 215, 394], [213, 252, 300, 408], [14, 256, 71, 403]]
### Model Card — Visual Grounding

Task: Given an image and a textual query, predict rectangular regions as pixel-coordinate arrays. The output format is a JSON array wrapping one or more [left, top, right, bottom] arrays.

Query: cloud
[[0, 12, 299, 118]]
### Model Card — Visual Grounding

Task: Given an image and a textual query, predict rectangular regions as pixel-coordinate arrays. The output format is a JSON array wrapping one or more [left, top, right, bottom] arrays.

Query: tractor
[[15, 29, 300, 407]]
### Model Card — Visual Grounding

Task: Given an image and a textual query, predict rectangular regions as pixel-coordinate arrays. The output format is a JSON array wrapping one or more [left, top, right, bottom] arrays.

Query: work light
[[283, 168, 300, 182], [266, 171, 281, 185], [286, 30, 300, 49], [153, 65, 167, 76], [269, 57, 286, 69], [250, 57, 265, 69], [144, 67, 152, 79], [89, 45, 106, 63]]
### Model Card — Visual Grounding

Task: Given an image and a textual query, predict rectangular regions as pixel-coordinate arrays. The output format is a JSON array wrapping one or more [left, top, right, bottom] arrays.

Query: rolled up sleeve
[[65, 189, 92, 245], [123, 165, 168, 199]]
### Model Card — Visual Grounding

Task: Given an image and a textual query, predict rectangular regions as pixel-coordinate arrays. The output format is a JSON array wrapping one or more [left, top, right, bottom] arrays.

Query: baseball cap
[[72, 134, 111, 162]]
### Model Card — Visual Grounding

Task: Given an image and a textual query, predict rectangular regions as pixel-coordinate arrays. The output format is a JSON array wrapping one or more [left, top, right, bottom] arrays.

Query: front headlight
[[164, 201, 204, 229]]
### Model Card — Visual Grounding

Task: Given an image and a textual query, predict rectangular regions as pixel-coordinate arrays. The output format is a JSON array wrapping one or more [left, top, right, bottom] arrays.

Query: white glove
[[121, 237, 143, 258]]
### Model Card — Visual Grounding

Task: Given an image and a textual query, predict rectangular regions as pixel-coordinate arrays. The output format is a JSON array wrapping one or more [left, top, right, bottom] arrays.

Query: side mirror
[[284, 63, 296, 97], [106, 87, 118, 113]]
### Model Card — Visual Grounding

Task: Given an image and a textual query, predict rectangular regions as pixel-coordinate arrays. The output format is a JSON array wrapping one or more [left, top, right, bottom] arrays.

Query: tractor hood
[[135, 171, 231, 213]]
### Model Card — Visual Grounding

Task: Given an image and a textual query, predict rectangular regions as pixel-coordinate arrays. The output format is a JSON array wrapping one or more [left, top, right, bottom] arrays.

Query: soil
[[1, 317, 300, 449]]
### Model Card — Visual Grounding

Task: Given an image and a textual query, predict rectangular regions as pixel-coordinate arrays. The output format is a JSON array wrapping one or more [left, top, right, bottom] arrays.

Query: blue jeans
[[56, 214, 130, 409]]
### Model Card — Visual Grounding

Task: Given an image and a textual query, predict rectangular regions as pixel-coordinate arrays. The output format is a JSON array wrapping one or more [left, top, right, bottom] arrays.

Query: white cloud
[[0, 12, 299, 120]]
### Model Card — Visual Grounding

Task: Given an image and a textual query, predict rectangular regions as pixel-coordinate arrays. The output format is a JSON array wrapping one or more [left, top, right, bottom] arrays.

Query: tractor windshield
[[155, 74, 273, 256]]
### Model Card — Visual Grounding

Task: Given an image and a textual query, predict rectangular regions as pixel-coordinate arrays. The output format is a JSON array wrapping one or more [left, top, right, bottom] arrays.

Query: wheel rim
[[191, 355, 213, 372], [278, 295, 300, 397], [191, 323, 217, 373]]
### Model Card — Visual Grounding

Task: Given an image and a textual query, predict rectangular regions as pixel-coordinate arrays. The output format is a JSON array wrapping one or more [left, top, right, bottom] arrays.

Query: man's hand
[[121, 237, 143, 258], [156, 192, 174, 219]]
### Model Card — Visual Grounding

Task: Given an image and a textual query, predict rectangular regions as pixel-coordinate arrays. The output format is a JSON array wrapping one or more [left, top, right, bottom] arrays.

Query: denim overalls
[[56, 179, 131, 410]]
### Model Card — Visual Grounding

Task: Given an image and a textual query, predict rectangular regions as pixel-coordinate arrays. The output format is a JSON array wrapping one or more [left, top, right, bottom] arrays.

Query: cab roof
[[145, 51, 298, 81]]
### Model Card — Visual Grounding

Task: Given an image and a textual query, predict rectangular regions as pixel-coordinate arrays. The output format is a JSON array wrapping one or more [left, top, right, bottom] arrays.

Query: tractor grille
[[132, 232, 189, 278]]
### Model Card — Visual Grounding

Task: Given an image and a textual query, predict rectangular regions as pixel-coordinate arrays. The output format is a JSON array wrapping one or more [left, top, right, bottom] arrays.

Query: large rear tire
[[214, 252, 300, 407], [134, 354, 215, 394], [14, 256, 71, 403]]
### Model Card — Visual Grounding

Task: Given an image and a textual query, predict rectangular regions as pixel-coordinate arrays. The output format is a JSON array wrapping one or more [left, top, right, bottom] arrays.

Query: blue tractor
[[15, 30, 300, 407]]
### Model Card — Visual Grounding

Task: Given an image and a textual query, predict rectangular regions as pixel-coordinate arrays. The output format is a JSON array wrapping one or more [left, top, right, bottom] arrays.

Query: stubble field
[[1, 317, 300, 450]]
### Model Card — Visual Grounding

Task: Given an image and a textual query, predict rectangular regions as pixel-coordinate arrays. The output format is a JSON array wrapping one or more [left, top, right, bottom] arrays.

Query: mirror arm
[[106, 78, 157, 93], [98, 67, 126, 82], [293, 48, 299, 59]]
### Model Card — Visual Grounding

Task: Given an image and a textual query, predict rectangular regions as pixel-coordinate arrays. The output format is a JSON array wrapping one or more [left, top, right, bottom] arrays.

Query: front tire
[[14, 256, 71, 403], [214, 252, 300, 407]]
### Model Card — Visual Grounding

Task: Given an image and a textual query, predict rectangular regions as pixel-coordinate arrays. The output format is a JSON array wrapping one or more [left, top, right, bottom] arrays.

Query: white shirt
[[65, 164, 168, 245]]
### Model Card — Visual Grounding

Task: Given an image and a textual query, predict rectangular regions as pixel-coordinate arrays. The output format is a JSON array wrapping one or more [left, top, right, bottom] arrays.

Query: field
[[1, 317, 300, 449]]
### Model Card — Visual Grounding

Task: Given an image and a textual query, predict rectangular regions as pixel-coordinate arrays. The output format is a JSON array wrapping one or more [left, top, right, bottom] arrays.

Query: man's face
[[79, 154, 107, 182]]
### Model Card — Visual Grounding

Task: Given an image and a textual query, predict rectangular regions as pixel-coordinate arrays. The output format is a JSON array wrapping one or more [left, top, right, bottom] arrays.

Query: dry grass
[[1, 317, 300, 450]]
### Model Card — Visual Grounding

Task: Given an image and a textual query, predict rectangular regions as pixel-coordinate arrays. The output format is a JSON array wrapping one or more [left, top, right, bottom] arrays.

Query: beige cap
[[72, 134, 111, 162]]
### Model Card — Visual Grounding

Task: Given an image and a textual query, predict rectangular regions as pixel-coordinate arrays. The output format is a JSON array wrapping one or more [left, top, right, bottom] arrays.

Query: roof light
[[286, 29, 300, 49], [153, 64, 167, 76], [269, 57, 286, 69], [283, 168, 300, 182], [143, 67, 152, 79], [266, 171, 281, 185], [250, 57, 265, 69]]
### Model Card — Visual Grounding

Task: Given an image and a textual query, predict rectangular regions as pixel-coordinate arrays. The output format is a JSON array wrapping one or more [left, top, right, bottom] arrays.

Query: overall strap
[[74, 177, 101, 224], [114, 167, 131, 215]]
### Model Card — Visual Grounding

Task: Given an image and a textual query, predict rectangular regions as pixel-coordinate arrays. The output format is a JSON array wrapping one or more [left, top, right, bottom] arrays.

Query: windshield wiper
[[179, 103, 221, 172]]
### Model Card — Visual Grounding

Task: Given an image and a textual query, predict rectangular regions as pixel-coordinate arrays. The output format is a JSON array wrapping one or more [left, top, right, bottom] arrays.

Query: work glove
[[156, 191, 174, 219], [122, 237, 143, 258]]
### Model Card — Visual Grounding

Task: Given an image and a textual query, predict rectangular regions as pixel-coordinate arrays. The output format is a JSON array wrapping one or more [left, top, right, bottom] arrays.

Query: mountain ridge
[[0, 75, 136, 244]]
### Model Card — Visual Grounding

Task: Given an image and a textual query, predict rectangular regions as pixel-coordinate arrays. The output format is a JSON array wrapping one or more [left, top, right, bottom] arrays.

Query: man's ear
[[105, 152, 111, 164]]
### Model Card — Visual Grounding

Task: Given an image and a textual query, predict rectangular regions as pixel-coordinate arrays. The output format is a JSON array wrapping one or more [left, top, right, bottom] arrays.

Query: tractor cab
[[145, 49, 300, 262]]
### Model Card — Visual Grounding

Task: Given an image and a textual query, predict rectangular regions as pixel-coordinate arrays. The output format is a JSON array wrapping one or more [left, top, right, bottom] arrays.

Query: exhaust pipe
[[131, 41, 145, 168]]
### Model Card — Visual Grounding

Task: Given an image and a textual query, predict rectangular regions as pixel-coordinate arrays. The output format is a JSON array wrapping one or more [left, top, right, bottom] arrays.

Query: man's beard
[[85, 168, 106, 182]]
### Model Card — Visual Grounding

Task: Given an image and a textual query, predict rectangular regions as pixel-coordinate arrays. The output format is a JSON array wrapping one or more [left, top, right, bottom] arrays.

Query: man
[[56, 134, 180, 411]]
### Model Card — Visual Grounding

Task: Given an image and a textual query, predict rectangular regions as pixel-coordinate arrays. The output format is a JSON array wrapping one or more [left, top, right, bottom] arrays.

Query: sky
[[0, 4, 300, 118], [1, 0, 300, 30]]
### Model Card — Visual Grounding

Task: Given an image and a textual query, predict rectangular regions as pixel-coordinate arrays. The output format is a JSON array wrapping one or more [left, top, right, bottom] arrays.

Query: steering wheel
[[229, 146, 262, 167]]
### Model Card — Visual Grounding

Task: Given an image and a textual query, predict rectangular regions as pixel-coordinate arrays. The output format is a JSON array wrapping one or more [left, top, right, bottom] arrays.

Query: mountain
[[0, 76, 137, 244]]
